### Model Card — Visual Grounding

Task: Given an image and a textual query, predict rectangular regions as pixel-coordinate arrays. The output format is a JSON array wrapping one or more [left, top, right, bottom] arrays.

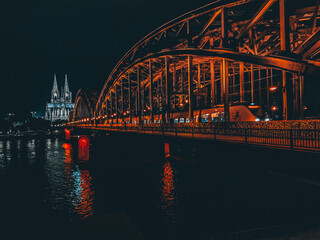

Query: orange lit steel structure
[[72, 89, 99, 123], [87, 0, 320, 123]]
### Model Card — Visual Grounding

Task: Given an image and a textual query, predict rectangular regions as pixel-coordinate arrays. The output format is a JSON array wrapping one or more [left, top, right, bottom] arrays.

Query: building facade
[[45, 74, 74, 121]]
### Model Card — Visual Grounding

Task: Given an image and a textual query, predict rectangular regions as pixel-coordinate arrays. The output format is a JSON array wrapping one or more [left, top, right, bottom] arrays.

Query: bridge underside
[[72, 0, 320, 125]]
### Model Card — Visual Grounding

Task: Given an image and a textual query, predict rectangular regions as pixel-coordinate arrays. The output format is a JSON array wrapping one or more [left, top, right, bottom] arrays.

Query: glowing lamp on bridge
[[269, 86, 277, 92], [272, 106, 278, 111]]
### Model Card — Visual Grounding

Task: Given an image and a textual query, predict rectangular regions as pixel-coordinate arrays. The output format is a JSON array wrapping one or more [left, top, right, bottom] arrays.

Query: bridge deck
[[74, 124, 320, 153]]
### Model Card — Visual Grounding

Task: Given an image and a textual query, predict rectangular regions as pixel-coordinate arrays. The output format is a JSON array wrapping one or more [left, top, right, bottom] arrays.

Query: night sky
[[0, 0, 215, 116]]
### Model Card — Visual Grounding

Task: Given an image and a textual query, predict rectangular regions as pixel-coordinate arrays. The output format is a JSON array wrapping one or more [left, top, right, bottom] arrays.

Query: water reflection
[[62, 142, 94, 219], [0, 141, 5, 168], [160, 160, 181, 239], [74, 170, 94, 219], [63, 143, 72, 164]]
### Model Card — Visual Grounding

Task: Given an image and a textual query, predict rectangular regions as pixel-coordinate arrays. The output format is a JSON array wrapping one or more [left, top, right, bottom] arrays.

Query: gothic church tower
[[45, 74, 74, 121]]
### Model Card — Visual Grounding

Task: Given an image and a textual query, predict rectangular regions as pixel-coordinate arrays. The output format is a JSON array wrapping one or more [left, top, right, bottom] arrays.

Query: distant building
[[45, 74, 74, 121]]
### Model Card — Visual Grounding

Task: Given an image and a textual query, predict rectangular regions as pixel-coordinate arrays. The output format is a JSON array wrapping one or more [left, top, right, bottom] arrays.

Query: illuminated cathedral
[[45, 74, 74, 121]]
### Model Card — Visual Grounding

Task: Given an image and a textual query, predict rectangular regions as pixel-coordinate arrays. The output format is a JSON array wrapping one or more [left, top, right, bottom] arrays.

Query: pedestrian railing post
[[290, 129, 294, 149], [192, 126, 194, 139], [245, 128, 248, 144]]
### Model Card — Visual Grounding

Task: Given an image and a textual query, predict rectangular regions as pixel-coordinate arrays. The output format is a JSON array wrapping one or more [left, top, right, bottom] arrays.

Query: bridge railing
[[74, 123, 320, 150]]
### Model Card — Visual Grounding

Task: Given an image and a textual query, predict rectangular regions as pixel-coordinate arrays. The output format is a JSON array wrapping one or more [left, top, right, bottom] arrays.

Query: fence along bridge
[[68, 0, 320, 151]]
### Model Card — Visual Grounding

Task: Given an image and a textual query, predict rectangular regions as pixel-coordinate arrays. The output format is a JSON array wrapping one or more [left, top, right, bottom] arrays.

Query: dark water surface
[[1, 135, 320, 239]]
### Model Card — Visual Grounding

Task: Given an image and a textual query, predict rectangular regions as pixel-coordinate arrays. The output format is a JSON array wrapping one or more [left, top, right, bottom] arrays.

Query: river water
[[1, 135, 320, 239]]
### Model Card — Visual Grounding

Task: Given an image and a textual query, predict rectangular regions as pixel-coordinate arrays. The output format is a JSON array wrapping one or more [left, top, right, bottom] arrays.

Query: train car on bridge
[[114, 103, 267, 124]]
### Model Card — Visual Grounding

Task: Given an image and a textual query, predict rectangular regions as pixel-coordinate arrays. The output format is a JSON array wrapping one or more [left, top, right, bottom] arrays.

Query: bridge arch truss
[[94, 0, 320, 123]]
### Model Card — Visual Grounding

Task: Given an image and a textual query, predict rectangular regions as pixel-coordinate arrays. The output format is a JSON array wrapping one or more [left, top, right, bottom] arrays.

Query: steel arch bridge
[[84, 0, 320, 125], [72, 89, 99, 122]]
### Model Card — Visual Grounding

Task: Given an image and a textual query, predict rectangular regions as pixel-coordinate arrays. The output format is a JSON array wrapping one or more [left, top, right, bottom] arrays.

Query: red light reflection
[[78, 137, 89, 161], [164, 142, 170, 158], [65, 129, 71, 140], [63, 143, 72, 163]]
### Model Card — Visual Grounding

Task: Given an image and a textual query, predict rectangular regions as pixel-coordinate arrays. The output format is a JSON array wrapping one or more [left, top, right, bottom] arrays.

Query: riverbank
[[0, 129, 63, 140]]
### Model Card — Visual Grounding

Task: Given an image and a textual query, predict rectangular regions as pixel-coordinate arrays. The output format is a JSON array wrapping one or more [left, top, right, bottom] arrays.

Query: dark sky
[[0, 0, 214, 116]]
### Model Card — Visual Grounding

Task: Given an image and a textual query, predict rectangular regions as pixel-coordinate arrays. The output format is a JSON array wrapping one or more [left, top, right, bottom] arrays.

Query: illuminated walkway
[[76, 124, 320, 152]]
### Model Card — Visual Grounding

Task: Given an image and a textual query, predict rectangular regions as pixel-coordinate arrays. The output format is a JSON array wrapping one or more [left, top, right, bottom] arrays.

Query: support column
[[188, 55, 194, 122], [181, 68, 184, 93], [279, 0, 293, 120], [222, 58, 229, 122], [282, 71, 294, 120], [173, 63, 176, 111], [115, 87, 118, 124], [121, 79, 124, 122], [173, 63, 176, 92], [110, 93, 113, 123], [128, 72, 132, 123], [232, 64, 236, 98], [239, 62, 244, 102], [197, 63, 201, 107], [299, 75, 304, 119], [293, 73, 299, 119], [258, 67, 261, 106], [250, 64, 254, 103], [157, 77, 160, 109], [137, 65, 141, 123], [220, 7, 228, 48], [142, 84, 145, 115], [279, 0, 290, 53], [220, 61, 224, 103], [165, 56, 170, 123], [161, 73, 165, 122], [149, 60, 154, 123], [210, 60, 215, 107], [266, 68, 270, 111]]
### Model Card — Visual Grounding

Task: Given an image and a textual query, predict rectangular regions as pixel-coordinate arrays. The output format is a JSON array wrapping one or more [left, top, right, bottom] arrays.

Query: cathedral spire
[[53, 74, 59, 92], [64, 74, 70, 92], [51, 73, 59, 103]]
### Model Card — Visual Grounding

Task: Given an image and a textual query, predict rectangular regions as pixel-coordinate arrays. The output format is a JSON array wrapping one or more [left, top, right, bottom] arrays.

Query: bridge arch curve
[[72, 89, 99, 122]]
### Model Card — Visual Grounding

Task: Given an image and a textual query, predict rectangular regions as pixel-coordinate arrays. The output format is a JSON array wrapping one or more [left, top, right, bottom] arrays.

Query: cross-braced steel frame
[[94, 0, 320, 124]]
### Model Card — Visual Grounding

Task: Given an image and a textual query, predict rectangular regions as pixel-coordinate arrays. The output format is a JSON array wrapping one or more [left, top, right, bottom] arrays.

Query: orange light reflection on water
[[63, 142, 94, 219], [162, 161, 174, 199], [74, 170, 94, 219], [63, 143, 72, 163], [161, 161, 177, 222]]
